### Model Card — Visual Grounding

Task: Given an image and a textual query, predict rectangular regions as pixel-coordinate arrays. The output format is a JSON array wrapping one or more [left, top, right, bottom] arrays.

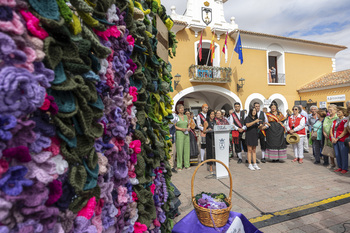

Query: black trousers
[[234, 138, 247, 153], [258, 131, 266, 151]]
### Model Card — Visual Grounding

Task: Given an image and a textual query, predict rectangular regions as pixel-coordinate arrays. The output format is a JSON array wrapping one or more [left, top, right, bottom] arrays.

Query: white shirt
[[257, 111, 269, 129], [228, 111, 247, 131], [286, 114, 306, 135], [196, 112, 207, 131]]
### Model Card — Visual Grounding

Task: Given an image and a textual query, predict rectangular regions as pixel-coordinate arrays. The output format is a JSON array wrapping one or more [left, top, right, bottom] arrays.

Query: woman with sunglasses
[[287, 106, 307, 164]]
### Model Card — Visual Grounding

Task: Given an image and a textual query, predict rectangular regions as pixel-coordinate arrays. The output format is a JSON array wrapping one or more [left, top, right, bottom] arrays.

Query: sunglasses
[[293, 108, 298, 110]]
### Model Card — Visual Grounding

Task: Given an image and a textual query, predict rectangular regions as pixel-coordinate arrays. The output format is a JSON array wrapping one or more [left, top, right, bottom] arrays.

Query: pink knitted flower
[[45, 180, 62, 206], [77, 196, 96, 220], [150, 184, 156, 195], [0, 11, 24, 35], [43, 136, 61, 156], [129, 86, 138, 102], [132, 192, 138, 202], [0, 0, 16, 7], [134, 222, 147, 233], [127, 35, 135, 47], [19, 10, 49, 40], [117, 186, 128, 204], [129, 140, 141, 154], [93, 26, 120, 41]]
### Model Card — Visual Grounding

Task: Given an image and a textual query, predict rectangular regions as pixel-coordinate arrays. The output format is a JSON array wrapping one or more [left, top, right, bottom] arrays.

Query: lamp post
[[174, 73, 181, 89], [237, 78, 245, 91]]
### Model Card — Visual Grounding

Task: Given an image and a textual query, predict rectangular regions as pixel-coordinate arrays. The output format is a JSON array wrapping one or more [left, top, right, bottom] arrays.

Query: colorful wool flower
[[0, 114, 16, 141], [19, 10, 49, 39], [77, 196, 96, 220], [134, 222, 147, 233], [0, 165, 33, 196]]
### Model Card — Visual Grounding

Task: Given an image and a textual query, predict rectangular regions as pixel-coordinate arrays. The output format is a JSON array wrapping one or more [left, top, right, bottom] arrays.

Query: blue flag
[[234, 32, 243, 64]]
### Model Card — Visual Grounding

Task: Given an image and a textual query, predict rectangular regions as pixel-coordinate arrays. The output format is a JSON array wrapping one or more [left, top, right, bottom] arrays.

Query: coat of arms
[[219, 138, 225, 150], [202, 7, 212, 25]]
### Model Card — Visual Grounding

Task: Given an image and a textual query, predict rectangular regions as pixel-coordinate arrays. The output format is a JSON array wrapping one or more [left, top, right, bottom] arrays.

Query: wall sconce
[[308, 99, 313, 103], [174, 73, 181, 89], [237, 78, 245, 91]]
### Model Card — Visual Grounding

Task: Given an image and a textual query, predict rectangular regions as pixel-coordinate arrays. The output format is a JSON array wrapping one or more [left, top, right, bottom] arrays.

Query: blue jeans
[[334, 141, 349, 170]]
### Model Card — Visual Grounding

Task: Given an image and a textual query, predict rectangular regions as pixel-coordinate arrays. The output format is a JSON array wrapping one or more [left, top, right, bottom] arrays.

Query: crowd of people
[[169, 100, 350, 174]]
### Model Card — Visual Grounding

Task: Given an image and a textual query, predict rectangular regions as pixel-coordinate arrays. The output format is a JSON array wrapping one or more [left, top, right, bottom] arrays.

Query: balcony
[[188, 65, 232, 83], [268, 73, 285, 85]]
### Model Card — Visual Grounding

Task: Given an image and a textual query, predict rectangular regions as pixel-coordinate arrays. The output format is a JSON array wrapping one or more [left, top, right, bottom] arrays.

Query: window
[[267, 44, 285, 85], [197, 48, 213, 66], [194, 40, 220, 67]]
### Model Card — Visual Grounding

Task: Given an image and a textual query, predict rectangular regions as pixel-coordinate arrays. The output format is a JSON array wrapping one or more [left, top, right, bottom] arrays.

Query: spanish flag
[[198, 30, 203, 61], [210, 31, 215, 63]]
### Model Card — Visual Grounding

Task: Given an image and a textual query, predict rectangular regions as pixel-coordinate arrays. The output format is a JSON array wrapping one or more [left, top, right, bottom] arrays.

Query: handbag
[[322, 145, 335, 158], [311, 122, 322, 140]]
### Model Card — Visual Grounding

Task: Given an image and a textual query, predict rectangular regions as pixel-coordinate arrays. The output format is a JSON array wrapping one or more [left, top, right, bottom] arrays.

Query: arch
[[244, 93, 266, 112], [268, 93, 288, 114], [172, 85, 242, 111]]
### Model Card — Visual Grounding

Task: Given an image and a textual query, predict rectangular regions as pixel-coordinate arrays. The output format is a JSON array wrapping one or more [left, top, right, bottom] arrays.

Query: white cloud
[[161, 0, 350, 71]]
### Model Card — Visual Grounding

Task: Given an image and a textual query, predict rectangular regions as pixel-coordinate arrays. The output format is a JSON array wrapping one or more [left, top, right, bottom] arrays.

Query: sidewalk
[[171, 146, 350, 232]]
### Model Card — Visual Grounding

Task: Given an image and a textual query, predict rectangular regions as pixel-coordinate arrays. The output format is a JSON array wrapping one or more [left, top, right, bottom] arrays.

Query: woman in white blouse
[[287, 106, 306, 164]]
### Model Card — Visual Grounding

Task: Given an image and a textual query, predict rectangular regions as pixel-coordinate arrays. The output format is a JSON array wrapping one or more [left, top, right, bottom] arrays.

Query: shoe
[[245, 159, 248, 163], [292, 158, 298, 162], [314, 161, 320, 164], [261, 158, 266, 163], [298, 159, 303, 164], [177, 168, 182, 171], [256, 159, 260, 164], [185, 167, 191, 170], [341, 170, 348, 174], [334, 168, 342, 172], [327, 164, 336, 169], [171, 168, 178, 173], [323, 163, 329, 166], [253, 163, 261, 170], [304, 150, 309, 153], [237, 159, 242, 164], [248, 164, 255, 171]]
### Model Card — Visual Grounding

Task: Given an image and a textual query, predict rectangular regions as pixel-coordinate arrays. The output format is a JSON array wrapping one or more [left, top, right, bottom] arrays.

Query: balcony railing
[[189, 65, 232, 83], [268, 73, 285, 84]]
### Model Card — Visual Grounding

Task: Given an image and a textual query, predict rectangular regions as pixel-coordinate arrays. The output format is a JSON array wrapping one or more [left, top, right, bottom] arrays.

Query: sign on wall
[[327, 94, 346, 102], [319, 101, 327, 108], [156, 15, 169, 63]]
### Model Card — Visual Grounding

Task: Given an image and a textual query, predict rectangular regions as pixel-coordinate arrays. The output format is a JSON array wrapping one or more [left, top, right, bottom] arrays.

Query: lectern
[[213, 125, 234, 179]]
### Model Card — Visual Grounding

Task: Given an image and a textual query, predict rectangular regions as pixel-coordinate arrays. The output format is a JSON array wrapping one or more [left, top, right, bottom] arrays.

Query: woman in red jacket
[[330, 106, 349, 174], [286, 106, 306, 164]]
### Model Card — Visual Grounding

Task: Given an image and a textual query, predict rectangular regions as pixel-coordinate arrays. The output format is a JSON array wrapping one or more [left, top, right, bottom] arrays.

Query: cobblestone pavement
[[171, 145, 350, 232]]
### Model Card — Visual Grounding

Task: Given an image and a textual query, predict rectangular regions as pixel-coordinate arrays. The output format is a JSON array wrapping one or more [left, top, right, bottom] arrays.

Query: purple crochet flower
[[0, 165, 33, 196], [0, 32, 26, 66], [30, 132, 52, 153], [0, 66, 46, 117], [114, 161, 128, 179], [73, 216, 98, 233], [32, 62, 55, 88], [6, 119, 36, 148], [0, 114, 16, 141], [12, 219, 43, 233]]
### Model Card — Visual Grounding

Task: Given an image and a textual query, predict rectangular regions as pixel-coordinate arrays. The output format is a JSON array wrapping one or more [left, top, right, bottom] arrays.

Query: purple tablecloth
[[172, 210, 262, 233]]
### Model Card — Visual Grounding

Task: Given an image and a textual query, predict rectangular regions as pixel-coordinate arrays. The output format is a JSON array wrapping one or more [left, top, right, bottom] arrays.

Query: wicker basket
[[191, 159, 232, 228]]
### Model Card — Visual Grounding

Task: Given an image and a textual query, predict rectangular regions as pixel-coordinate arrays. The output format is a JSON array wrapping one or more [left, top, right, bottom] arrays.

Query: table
[[172, 210, 262, 233]]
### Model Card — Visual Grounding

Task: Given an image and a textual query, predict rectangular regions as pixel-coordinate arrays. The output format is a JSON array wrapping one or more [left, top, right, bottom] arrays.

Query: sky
[[161, 0, 350, 72]]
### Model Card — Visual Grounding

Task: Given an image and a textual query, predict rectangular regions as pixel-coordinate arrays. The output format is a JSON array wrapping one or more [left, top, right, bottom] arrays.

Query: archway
[[244, 93, 266, 112], [268, 93, 288, 114], [172, 85, 242, 113]]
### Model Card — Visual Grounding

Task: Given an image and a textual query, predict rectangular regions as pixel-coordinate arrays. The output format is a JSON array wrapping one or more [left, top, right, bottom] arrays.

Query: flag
[[222, 31, 228, 63], [198, 30, 203, 61], [210, 31, 215, 63], [234, 32, 243, 64]]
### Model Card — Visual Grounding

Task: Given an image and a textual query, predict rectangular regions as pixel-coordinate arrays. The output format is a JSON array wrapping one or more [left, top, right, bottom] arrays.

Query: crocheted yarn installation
[[0, 0, 178, 232]]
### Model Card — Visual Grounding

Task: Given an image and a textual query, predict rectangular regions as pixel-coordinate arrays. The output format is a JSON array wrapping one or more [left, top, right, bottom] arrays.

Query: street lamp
[[174, 73, 181, 89], [237, 78, 245, 91]]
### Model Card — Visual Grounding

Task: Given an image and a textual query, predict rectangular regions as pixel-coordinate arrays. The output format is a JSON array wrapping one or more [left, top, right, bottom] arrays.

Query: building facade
[[169, 0, 347, 114]]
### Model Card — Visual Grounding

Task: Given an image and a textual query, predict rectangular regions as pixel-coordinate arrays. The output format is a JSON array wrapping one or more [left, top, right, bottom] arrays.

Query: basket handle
[[191, 159, 233, 202]]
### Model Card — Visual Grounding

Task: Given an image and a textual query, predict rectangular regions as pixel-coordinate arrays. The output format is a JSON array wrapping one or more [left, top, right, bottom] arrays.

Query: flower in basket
[[195, 192, 228, 210]]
